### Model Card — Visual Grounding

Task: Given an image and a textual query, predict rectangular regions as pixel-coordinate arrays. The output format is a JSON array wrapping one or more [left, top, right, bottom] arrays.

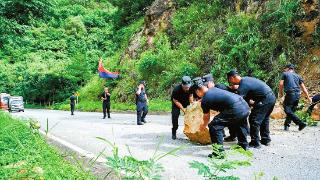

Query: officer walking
[[228, 70, 276, 148], [279, 64, 312, 131], [70, 92, 76, 115], [171, 76, 193, 140], [193, 78, 250, 157], [136, 81, 148, 125], [101, 87, 111, 119]]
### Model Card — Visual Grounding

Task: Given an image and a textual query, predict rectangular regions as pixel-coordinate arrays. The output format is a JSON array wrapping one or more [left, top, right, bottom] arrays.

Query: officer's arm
[[278, 80, 284, 98], [136, 86, 142, 95], [300, 83, 312, 103], [189, 94, 194, 104], [173, 98, 185, 111], [145, 94, 149, 103]]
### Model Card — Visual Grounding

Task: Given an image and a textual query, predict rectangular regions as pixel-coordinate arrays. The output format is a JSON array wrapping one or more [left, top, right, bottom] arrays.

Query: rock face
[[183, 102, 218, 145], [123, 0, 175, 60]]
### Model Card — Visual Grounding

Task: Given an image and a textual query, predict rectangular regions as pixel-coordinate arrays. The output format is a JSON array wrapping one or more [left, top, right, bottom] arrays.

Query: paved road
[[12, 109, 320, 180]]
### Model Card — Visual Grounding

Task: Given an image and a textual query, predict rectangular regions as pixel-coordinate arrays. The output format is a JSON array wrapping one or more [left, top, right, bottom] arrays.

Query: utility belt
[[285, 89, 300, 94]]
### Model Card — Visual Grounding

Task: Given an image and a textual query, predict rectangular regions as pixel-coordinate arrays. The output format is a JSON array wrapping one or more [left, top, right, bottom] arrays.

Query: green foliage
[[109, 0, 154, 27], [97, 136, 183, 179], [0, 112, 94, 178], [296, 110, 319, 126], [189, 144, 253, 180]]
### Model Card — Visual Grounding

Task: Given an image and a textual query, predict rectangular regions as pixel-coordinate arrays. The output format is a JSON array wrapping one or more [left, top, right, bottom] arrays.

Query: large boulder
[[270, 102, 286, 120], [311, 104, 320, 121], [183, 102, 218, 145]]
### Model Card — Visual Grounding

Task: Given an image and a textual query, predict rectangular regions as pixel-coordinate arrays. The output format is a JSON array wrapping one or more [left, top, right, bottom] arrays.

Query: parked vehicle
[[8, 96, 24, 112], [0, 93, 10, 110]]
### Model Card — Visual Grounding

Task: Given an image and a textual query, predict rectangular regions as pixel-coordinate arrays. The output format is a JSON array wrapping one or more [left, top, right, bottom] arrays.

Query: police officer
[[202, 74, 237, 142], [279, 64, 312, 131], [228, 70, 276, 148], [193, 78, 250, 157], [101, 87, 111, 119], [136, 81, 148, 125], [307, 93, 320, 115], [70, 92, 76, 115], [171, 76, 193, 140]]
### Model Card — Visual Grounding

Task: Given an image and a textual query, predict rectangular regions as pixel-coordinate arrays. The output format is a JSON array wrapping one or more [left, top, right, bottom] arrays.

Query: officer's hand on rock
[[182, 108, 186, 113]]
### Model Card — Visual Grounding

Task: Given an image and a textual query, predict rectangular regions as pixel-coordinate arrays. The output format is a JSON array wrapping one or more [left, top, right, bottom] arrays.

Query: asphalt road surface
[[12, 109, 320, 180]]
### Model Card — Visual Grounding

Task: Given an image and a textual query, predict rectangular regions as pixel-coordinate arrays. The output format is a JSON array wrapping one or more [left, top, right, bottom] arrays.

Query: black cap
[[285, 64, 295, 69], [192, 77, 204, 90], [182, 76, 192, 87], [139, 80, 146, 86], [202, 74, 214, 83], [227, 70, 239, 79]]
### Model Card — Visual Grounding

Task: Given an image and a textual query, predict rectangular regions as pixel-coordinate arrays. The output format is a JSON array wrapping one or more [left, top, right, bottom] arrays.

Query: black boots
[[298, 123, 307, 131], [172, 129, 177, 140]]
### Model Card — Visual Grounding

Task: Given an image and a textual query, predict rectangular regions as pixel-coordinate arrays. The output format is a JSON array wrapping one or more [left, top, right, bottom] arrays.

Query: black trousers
[[70, 104, 75, 115], [172, 107, 181, 132], [208, 100, 250, 149], [249, 93, 276, 144], [283, 92, 304, 126], [137, 102, 148, 123], [103, 102, 110, 118]]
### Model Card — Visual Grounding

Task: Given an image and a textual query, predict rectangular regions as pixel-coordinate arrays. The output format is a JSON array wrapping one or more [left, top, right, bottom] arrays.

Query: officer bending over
[[171, 76, 193, 140], [228, 70, 276, 148], [193, 78, 250, 157], [279, 64, 311, 131]]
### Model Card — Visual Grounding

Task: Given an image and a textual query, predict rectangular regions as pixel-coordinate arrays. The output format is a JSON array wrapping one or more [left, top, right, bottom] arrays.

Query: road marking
[[39, 129, 106, 163]]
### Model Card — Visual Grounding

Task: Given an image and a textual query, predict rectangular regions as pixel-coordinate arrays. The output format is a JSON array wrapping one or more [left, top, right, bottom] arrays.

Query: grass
[[0, 111, 95, 179], [50, 99, 172, 113]]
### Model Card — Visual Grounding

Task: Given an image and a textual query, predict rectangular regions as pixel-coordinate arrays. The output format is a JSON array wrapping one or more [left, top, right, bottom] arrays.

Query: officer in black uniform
[[70, 92, 76, 115], [228, 70, 276, 148], [101, 87, 111, 119], [136, 81, 148, 125], [193, 78, 250, 157], [307, 94, 320, 115], [279, 64, 312, 131], [202, 74, 239, 142], [171, 76, 193, 139]]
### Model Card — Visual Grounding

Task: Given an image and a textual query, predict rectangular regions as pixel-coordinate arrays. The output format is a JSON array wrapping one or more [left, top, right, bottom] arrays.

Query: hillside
[[0, 0, 319, 109]]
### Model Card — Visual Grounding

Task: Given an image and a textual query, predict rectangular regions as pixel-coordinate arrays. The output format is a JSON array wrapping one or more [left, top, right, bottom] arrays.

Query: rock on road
[[12, 109, 320, 180]]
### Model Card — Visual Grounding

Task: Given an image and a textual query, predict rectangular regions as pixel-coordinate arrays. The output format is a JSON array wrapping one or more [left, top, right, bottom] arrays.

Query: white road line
[[39, 129, 106, 163]]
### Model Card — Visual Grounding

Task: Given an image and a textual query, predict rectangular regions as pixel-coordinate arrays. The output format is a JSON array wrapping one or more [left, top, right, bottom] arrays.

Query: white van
[[9, 96, 24, 112]]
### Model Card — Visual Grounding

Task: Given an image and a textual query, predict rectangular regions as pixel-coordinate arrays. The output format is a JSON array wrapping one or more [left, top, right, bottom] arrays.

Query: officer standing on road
[[171, 76, 193, 140], [101, 87, 111, 119], [228, 70, 276, 148], [136, 81, 148, 125], [70, 92, 76, 115], [193, 78, 250, 157], [279, 64, 312, 131]]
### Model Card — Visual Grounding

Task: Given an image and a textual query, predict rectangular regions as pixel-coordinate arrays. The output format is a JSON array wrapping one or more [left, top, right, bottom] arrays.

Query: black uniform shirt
[[101, 92, 111, 103], [70, 95, 76, 105], [281, 72, 303, 93], [215, 83, 238, 94], [136, 88, 147, 103], [237, 77, 273, 102], [171, 84, 190, 108], [201, 87, 242, 114]]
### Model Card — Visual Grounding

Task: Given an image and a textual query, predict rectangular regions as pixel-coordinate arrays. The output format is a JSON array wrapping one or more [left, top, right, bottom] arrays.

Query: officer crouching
[[193, 78, 250, 157]]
